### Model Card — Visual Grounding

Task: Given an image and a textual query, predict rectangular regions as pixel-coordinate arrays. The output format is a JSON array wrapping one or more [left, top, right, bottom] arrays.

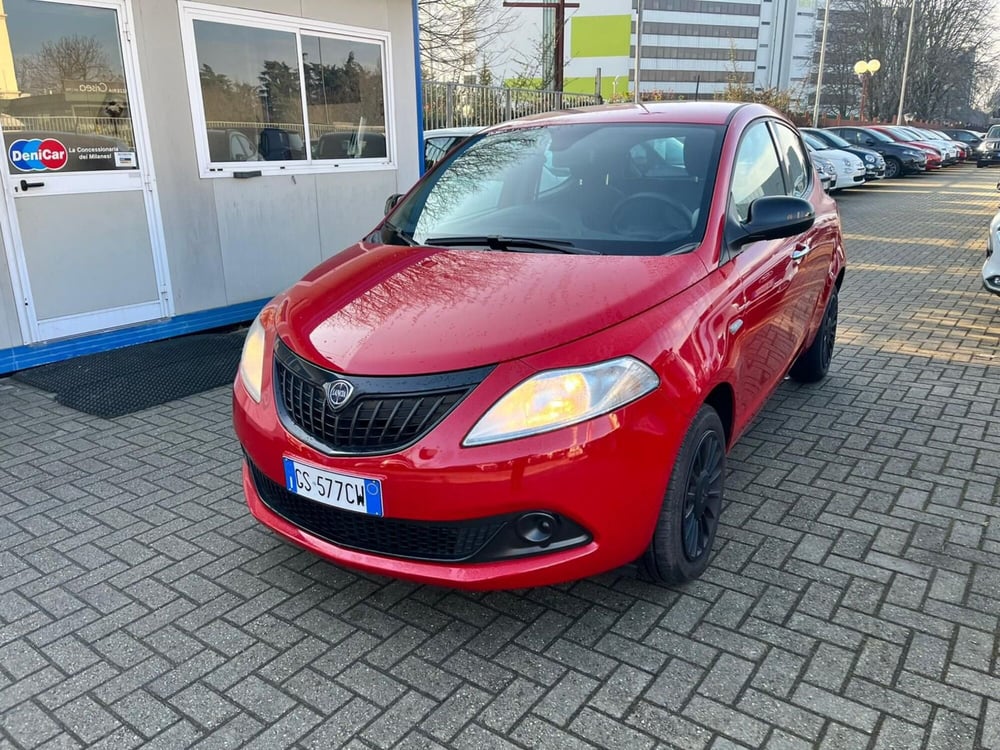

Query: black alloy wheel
[[884, 156, 902, 179], [790, 286, 838, 383], [639, 404, 726, 586], [681, 431, 724, 562]]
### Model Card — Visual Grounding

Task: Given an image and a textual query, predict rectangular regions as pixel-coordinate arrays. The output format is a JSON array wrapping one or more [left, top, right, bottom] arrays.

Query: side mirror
[[732, 196, 815, 248], [384, 193, 403, 215]]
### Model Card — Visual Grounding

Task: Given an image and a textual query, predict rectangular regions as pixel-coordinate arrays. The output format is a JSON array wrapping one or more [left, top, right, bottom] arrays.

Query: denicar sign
[[8, 138, 69, 171]]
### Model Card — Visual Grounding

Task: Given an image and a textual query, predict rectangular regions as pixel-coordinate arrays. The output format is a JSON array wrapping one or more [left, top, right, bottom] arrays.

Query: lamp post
[[633, 0, 644, 103], [853, 58, 881, 122], [812, 0, 832, 127], [896, 0, 917, 125]]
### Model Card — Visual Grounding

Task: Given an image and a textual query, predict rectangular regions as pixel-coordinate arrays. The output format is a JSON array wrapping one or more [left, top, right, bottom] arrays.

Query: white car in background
[[810, 151, 837, 192], [984, 181, 1000, 296], [423, 126, 481, 170], [802, 135, 866, 192]]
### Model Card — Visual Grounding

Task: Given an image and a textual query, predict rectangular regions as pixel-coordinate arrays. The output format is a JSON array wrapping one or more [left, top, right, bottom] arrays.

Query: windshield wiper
[[424, 235, 600, 255], [382, 220, 416, 246]]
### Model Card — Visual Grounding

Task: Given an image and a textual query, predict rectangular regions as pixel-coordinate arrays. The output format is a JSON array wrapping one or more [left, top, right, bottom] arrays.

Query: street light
[[896, 0, 917, 125], [812, 0, 833, 127], [853, 58, 880, 122]]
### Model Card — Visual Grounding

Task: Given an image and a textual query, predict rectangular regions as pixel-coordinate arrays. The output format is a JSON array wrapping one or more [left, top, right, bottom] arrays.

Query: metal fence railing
[[3, 115, 134, 142], [423, 81, 601, 130]]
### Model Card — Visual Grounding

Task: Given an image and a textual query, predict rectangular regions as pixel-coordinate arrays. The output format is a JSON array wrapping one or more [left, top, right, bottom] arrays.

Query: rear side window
[[730, 121, 784, 223], [770, 123, 809, 197], [836, 129, 862, 145]]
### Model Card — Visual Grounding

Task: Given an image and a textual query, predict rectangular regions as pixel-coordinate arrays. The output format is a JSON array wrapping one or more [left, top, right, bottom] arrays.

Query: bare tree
[[17, 34, 115, 95], [812, 0, 998, 123], [418, 0, 518, 83]]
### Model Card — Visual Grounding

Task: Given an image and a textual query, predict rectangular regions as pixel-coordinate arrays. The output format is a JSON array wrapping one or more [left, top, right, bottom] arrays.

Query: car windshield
[[863, 129, 894, 143], [988, 126, 1000, 139], [386, 122, 724, 256], [819, 131, 852, 149], [801, 132, 829, 151]]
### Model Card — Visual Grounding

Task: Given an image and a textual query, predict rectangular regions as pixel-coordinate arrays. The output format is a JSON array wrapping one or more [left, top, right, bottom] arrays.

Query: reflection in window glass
[[302, 35, 387, 160], [390, 123, 722, 256], [1, 0, 139, 172], [193, 20, 304, 162], [772, 123, 809, 197], [731, 122, 784, 223]]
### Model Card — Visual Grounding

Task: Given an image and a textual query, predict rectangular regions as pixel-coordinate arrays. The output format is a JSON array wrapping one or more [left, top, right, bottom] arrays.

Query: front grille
[[274, 340, 492, 455], [248, 459, 507, 561]]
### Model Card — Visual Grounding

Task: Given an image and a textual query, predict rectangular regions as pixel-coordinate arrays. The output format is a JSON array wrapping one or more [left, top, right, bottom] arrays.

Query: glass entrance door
[[0, 0, 170, 342]]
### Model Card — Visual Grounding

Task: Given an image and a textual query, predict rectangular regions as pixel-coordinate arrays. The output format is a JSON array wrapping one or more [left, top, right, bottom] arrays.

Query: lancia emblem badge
[[325, 379, 354, 410]]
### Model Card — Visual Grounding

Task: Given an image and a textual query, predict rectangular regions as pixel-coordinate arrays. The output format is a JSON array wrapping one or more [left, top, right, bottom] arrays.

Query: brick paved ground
[[1, 167, 999, 749]]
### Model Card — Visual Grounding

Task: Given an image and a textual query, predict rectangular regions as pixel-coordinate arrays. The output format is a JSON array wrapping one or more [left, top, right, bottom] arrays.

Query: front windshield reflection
[[389, 122, 724, 256]]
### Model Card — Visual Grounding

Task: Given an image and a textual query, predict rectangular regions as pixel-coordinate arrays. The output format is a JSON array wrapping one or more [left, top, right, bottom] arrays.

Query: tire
[[978, 161, 987, 168], [789, 285, 838, 383], [884, 157, 902, 179], [638, 405, 726, 586]]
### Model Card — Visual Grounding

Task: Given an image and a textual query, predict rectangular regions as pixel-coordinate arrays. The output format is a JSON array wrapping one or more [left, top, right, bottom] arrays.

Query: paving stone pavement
[[1, 167, 999, 749]]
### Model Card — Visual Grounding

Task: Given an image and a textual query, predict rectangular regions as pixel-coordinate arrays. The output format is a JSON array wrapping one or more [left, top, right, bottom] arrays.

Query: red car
[[868, 125, 944, 170], [233, 102, 846, 590]]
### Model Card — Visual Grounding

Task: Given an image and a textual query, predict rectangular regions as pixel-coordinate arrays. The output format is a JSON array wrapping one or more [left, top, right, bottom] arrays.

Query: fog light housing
[[516, 512, 559, 545]]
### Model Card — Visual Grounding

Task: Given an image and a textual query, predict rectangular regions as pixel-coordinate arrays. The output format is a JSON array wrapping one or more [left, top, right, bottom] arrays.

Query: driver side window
[[731, 121, 784, 223]]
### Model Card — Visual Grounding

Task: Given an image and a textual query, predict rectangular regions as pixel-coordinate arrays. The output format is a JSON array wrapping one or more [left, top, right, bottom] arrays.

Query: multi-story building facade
[[633, 0, 819, 101], [419, 0, 480, 84]]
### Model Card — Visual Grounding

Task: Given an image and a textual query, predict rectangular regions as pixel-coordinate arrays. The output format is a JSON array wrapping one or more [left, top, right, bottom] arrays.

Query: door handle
[[791, 242, 813, 261], [19, 179, 45, 192]]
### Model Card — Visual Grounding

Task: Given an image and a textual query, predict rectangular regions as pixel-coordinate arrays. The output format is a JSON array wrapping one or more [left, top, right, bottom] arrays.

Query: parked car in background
[[424, 126, 480, 171], [314, 131, 388, 160], [801, 132, 866, 190], [984, 181, 1000, 295], [825, 126, 926, 178], [809, 151, 836, 192], [868, 125, 945, 169], [923, 129, 972, 161], [942, 128, 984, 152], [207, 129, 262, 163], [977, 125, 1000, 168], [901, 126, 963, 163], [233, 102, 846, 590], [801, 127, 884, 181]]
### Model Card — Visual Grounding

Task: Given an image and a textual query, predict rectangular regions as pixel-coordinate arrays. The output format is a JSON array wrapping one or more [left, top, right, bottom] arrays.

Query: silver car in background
[[802, 134, 866, 192]]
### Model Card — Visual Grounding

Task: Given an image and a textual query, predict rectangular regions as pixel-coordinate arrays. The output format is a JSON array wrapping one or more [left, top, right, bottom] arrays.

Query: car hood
[[824, 148, 863, 167], [274, 242, 708, 375]]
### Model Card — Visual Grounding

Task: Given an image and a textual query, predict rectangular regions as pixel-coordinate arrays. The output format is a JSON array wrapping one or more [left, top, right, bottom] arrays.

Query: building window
[[180, 2, 393, 176]]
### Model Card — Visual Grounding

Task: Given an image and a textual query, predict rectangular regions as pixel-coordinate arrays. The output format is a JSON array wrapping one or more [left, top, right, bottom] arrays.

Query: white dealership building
[[0, 0, 421, 373]]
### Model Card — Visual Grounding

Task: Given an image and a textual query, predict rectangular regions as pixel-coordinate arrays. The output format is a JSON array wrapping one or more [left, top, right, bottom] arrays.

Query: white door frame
[[0, 0, 173, 344]]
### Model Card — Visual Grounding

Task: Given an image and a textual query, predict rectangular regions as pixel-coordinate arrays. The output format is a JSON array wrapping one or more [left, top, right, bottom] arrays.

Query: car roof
[[481, 101, 764, 132], [423, 127, 481, 139]]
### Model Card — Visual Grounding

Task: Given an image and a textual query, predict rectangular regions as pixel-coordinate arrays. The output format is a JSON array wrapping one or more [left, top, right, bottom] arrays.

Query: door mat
[[13, 329, 248, 418]]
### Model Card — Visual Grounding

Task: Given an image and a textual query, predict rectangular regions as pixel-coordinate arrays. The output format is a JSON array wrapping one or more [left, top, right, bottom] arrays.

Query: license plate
[[283, 457, 383, 516]]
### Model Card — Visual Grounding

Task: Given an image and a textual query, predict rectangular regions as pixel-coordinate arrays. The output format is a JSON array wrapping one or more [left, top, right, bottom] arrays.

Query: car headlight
[[865, 154, 875, 163], [463, 357, 659, 447], [904, 149, 921, 158], [239, 313, 268, 402]]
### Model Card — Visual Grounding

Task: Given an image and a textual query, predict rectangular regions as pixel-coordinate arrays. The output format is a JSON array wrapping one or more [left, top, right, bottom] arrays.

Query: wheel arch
[[703, 382, 735, 449]]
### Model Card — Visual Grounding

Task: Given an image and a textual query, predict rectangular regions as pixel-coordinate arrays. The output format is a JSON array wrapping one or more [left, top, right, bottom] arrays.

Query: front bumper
[[864, 162, 885, 179], [233, 349, 682, 589], [901, 155, 924, 173], [977, 149, 1000, 166], [983, 253, 1000, 295]]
